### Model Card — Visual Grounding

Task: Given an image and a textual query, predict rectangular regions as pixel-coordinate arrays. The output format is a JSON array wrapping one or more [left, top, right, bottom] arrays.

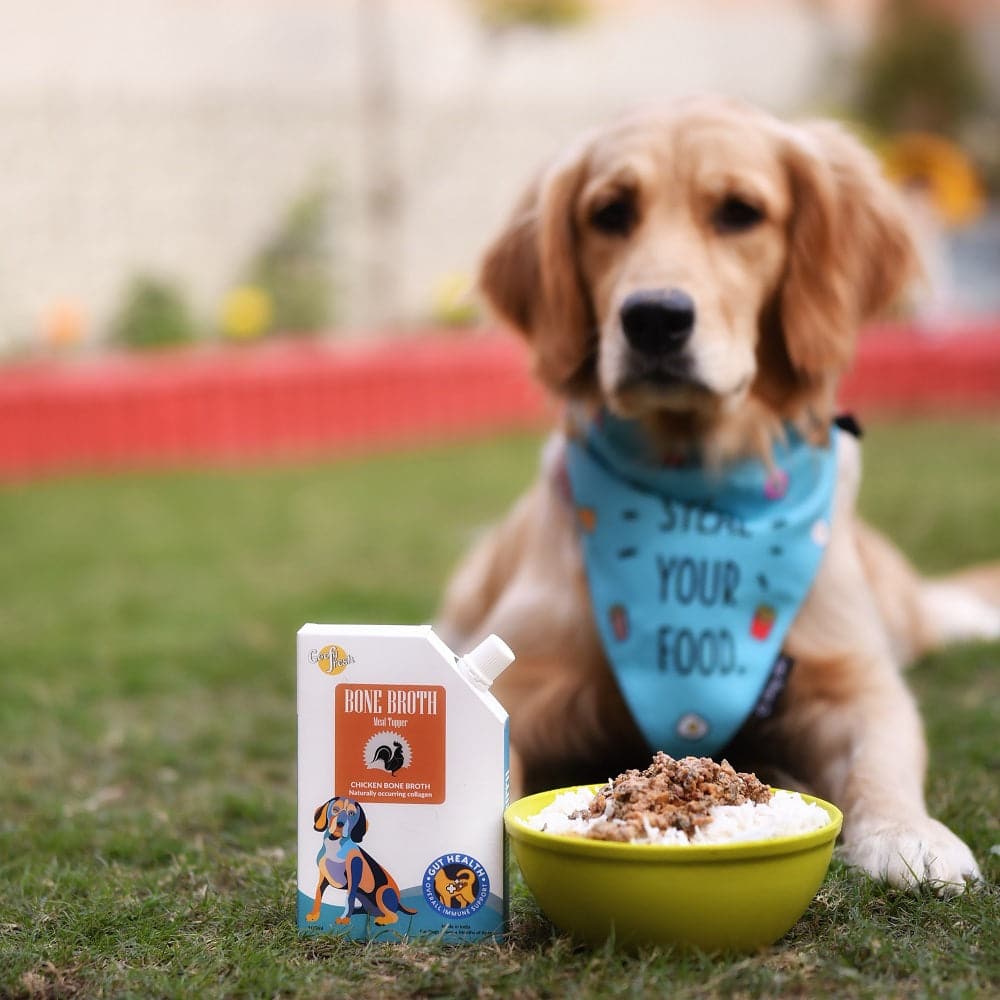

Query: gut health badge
[[422, 854, 490, 919]]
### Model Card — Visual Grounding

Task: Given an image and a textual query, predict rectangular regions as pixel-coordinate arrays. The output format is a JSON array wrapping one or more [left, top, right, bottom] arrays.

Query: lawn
[[1, 418, 998, 999]]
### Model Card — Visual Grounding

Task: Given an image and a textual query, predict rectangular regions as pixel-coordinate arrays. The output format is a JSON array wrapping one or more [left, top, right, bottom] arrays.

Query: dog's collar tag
[[565, 411, 839, 758]]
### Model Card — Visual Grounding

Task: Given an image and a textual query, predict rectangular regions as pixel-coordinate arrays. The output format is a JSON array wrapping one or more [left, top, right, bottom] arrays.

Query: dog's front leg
[[336, 853, 366, 924], [768, 434, 983, 894], [780, 503, 981, 895], [306, 875, 328, 922], [780, 653, 980, 895]]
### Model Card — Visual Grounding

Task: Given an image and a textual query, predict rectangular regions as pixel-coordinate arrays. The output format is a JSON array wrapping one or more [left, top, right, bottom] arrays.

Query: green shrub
[[110, 275, 198, 350], [854, 0, 986, 138], [248, 188, 334, 334]]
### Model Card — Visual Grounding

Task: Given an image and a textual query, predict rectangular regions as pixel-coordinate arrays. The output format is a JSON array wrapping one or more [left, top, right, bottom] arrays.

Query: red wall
[[1, 325, 997, 480]]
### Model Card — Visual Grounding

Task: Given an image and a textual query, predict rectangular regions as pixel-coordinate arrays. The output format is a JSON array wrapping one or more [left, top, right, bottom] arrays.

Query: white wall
[[0, 0, 860, 346]]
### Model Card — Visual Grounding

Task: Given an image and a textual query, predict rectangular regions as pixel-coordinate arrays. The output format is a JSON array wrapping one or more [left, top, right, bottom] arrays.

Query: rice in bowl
[[520, 752, 831, 846]]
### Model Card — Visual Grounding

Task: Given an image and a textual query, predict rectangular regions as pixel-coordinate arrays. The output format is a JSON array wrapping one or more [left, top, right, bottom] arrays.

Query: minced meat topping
[[572, 752, 772, 842]]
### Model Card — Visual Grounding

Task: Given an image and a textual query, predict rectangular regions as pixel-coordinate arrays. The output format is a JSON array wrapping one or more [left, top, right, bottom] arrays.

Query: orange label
[[334, 684, 446, 804]]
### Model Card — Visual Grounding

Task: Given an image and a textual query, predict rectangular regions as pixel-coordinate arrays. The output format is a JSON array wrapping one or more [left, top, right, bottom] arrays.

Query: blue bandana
[[565, 411, 839, 758]]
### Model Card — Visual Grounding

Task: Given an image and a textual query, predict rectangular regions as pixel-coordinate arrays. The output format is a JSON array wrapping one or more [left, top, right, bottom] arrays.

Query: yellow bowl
[[504, 785, 842, 952]]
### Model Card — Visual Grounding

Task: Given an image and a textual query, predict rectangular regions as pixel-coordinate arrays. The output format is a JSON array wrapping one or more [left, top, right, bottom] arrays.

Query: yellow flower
[[431, 272, 479, 327], [220, 286, 273, 341], [881, 132, 985, 227]]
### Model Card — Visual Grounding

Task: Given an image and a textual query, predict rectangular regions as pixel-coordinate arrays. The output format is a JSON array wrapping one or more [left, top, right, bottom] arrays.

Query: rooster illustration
[[372, 740, 406, 774]]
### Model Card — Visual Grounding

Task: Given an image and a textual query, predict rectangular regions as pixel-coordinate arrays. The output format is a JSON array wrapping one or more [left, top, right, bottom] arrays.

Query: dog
[[307, 796, 417, 925], [434, 866, 479, 909], [438, 96, 1000, 896]]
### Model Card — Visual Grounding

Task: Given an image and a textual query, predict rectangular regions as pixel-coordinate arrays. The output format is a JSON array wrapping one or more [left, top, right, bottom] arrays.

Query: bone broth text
[[341, 687, 440, 716]]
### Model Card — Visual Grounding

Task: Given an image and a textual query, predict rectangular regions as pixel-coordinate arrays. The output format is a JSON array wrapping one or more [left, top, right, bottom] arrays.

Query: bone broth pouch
[[297, 624, 512, 942]]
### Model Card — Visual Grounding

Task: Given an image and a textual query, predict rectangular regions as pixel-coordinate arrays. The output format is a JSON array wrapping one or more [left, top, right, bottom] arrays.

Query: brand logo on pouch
[[310, 644, 355, 675], [422, 854, 490, 919]]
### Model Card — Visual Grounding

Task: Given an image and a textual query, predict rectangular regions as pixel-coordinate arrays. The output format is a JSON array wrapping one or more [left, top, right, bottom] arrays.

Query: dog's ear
[[313, 799, 333, 831], [479, 146, 594, 390], [351, 803, 367, 843], [777, 120, 919, 384]]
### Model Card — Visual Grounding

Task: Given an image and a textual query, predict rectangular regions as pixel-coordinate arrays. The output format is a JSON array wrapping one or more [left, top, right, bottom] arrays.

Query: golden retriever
[[438, 97, 1000, 895]]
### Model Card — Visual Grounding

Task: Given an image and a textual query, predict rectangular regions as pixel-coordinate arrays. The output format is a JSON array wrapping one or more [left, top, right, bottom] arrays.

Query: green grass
[[1, 418, 998, 999]]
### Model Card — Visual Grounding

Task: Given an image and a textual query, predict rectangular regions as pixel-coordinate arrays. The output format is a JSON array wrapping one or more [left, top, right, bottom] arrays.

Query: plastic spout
[[458, 634, 514, 690]]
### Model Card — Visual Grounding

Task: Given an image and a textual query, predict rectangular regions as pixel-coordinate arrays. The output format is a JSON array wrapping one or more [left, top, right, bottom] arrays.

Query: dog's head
[[480, 97, 918, 456], [313, 796, 368, 842]]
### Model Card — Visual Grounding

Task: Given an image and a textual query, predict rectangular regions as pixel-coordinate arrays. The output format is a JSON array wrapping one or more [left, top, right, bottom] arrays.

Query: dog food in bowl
[[504, 753, 842, 951], [524, 752, 831, 845]]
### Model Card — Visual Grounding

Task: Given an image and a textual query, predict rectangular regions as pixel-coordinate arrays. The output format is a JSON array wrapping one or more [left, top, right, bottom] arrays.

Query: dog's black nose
[[620, 289, 695, 356]]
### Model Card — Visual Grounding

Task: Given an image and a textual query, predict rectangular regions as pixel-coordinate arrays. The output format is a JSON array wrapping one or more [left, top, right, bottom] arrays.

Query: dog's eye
[[713, 196, 765, 234], [589, 195, 636, 236]]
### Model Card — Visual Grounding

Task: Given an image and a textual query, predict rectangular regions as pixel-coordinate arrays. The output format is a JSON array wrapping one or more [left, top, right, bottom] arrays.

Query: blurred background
[[0, 0, 998, 475]]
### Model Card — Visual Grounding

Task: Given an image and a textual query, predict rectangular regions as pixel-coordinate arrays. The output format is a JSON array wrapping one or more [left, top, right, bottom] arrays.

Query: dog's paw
[[839, 817, 982, 897]]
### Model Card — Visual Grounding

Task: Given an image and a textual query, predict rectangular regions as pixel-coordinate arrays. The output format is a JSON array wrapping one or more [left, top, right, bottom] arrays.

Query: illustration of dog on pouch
[[307, 796, 417, 925]]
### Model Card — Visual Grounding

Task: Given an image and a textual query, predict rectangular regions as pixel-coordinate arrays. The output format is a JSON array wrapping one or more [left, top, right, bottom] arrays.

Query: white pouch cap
[[459, 634, 515, 689]]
